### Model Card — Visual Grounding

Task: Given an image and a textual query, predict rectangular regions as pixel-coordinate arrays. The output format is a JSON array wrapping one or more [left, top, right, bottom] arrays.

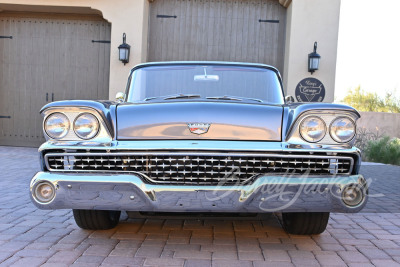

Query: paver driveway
[[0, 146, 399, 267]]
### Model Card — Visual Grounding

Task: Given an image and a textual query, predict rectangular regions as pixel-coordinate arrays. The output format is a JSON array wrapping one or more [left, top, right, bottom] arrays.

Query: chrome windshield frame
[[124, 61, 285, 105]]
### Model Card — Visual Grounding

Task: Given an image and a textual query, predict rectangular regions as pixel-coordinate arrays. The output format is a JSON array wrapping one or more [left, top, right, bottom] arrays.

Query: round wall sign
[[295, 77, 325, 102]]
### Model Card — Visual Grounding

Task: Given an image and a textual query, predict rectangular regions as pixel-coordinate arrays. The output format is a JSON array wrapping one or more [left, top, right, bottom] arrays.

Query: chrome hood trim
[[117, 102, 283, 141]]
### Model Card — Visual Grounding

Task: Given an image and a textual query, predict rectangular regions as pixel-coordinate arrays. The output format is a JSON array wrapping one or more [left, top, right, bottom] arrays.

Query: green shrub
[[364, 136, 400, 165], [341, 87, 400, 113]]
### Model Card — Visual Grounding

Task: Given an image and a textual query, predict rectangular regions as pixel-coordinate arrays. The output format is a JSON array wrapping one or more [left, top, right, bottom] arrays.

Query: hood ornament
[[188, 123, 211, 135]]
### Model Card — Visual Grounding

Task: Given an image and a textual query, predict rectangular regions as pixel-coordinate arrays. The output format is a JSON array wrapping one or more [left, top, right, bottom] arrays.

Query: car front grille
[[45, 152, 354, 185]]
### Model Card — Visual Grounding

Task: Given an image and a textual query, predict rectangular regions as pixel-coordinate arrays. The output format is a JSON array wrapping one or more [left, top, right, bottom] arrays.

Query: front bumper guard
[[30, 172, 367, 213]]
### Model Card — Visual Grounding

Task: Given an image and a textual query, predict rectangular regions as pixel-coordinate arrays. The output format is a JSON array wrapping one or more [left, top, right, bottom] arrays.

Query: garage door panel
[[0, 14, 110, 147], [149, 0, 286, 72]]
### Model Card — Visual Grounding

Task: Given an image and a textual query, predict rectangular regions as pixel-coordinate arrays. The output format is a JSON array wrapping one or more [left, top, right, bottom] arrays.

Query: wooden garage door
[[148, 0, 286, 72], [0, 13, 111, 147]]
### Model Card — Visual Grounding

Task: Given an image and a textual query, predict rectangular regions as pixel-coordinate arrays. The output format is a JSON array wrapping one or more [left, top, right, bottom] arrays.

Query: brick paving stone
[[260, 243, 297, 251], [258, 237, 281, 243], [11, 256, 47, 267], [145, 233, 169, 240], [167, 237, 190, 244], [135, 246, 163, 257], [0, 234, 16, 241], [83, 244, 115, 256], [238, 251, 264, 261], [211, 251, 238, 260], [319, 243, 346, 251], [115, 240, 143, 248], [184, 259, 212, 267], [0, 241, 29, 253], [190, 236, 213, 245], [102, 256, 145, 265], [169, 230, 192, 237], [164, 244, 201, 251], [0, 252, 12, 262], [295, 243, 322, 251], [174, 250, 212, 260], [314, 251, 347, 266], [88, 230, 116, 239], [0, 255, 21, 267], [384, 249, 400, 257], [211, 259, 253, 267], [25, 242, 54, 250], [111, 232, 147, 240], [357, 247, 392, 260], [141, 239, 167, 246], [312, 235, 340, 244], [46, 250, 83, 264], [191, 229, 213, 237], [144, 258, 185, 266], [253, 262, 295, 267], [213, 238, 235, 245], [288, 250, 321, 266], [41, 263, 69, 267], [337, 251, 370, 263], [347, 264, 375, 267], [371, 259, 400, 267], [201, 244, 237, 252], [371, 239, 400, 249], [15, 248, 56, 258], [161, 249, 176, 258], [236, 243, 261, 252], [263, 250, 291, 262], [75, 255, 106, 264], [70, 262, 100, 267], [338, 238, 374, 246]]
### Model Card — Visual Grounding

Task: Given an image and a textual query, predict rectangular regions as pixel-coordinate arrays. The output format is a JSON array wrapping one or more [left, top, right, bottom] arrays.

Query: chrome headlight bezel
[[73, 113, 100, 140], [42, 107, 112, 142], [329, 116, 356, 143], [299, 116, 327, 143], [44, 112, 70, 140]]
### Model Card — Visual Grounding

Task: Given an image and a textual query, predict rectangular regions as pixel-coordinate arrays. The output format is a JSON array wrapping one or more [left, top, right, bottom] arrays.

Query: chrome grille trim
[[45, 152, 354, 185]]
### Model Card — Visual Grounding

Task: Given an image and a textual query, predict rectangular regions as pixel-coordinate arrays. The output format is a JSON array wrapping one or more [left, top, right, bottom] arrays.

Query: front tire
[[73, 209, 121, 230], [282, 212, 329, 235]]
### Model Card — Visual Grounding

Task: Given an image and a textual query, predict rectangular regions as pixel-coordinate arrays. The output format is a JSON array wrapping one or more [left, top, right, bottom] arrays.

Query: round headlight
[[330, 117, 356, 143], [44, 113, 70, 139], [300, 116, 326, 142], [74, 113, 100, 139]]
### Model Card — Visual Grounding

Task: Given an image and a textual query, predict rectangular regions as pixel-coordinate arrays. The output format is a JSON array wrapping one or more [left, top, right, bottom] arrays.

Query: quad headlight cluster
[[300, 116, 356, 143], [44, 112, 100, 140]]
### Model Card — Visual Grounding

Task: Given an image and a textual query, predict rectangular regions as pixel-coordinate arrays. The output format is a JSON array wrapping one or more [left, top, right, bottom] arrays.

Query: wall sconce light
[[118, 33, 130, 65], [308, 42, 321, 74]]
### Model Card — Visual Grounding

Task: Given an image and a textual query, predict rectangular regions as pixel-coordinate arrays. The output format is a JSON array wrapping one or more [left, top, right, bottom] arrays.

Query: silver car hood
[[117, 102, 282, 141]]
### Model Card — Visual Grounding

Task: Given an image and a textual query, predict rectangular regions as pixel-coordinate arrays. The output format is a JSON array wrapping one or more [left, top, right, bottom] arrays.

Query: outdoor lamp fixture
[[308, 42, 321, 74], [118, 33, 130, 65]]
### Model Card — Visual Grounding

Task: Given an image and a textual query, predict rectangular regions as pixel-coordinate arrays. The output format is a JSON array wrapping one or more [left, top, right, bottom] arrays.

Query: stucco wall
[[0, 0, 149, 100], [357, 112, 400, 139], [0, 0, 341, 102], [283, 0, 341, 103]]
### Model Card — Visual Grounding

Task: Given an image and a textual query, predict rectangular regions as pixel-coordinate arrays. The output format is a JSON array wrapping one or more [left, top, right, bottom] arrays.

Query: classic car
[[30, 61, 367, 235]]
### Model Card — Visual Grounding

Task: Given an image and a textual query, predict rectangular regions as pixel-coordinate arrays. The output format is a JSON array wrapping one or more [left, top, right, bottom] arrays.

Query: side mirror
[[116, 92, 125, 102], [285, 95, 295, 104]]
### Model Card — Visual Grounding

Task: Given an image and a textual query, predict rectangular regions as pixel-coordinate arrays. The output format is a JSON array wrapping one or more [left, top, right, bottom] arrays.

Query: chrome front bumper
[[30, 172, 368, 213]]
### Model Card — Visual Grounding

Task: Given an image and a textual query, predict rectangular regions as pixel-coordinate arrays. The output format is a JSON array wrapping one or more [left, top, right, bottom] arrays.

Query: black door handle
[[0, 116, 11, 119], [46, 93, 48, 102]]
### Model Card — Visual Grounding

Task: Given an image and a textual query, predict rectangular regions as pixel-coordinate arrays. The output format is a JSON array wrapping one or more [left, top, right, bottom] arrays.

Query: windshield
[[126, 64, 284, 104]]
